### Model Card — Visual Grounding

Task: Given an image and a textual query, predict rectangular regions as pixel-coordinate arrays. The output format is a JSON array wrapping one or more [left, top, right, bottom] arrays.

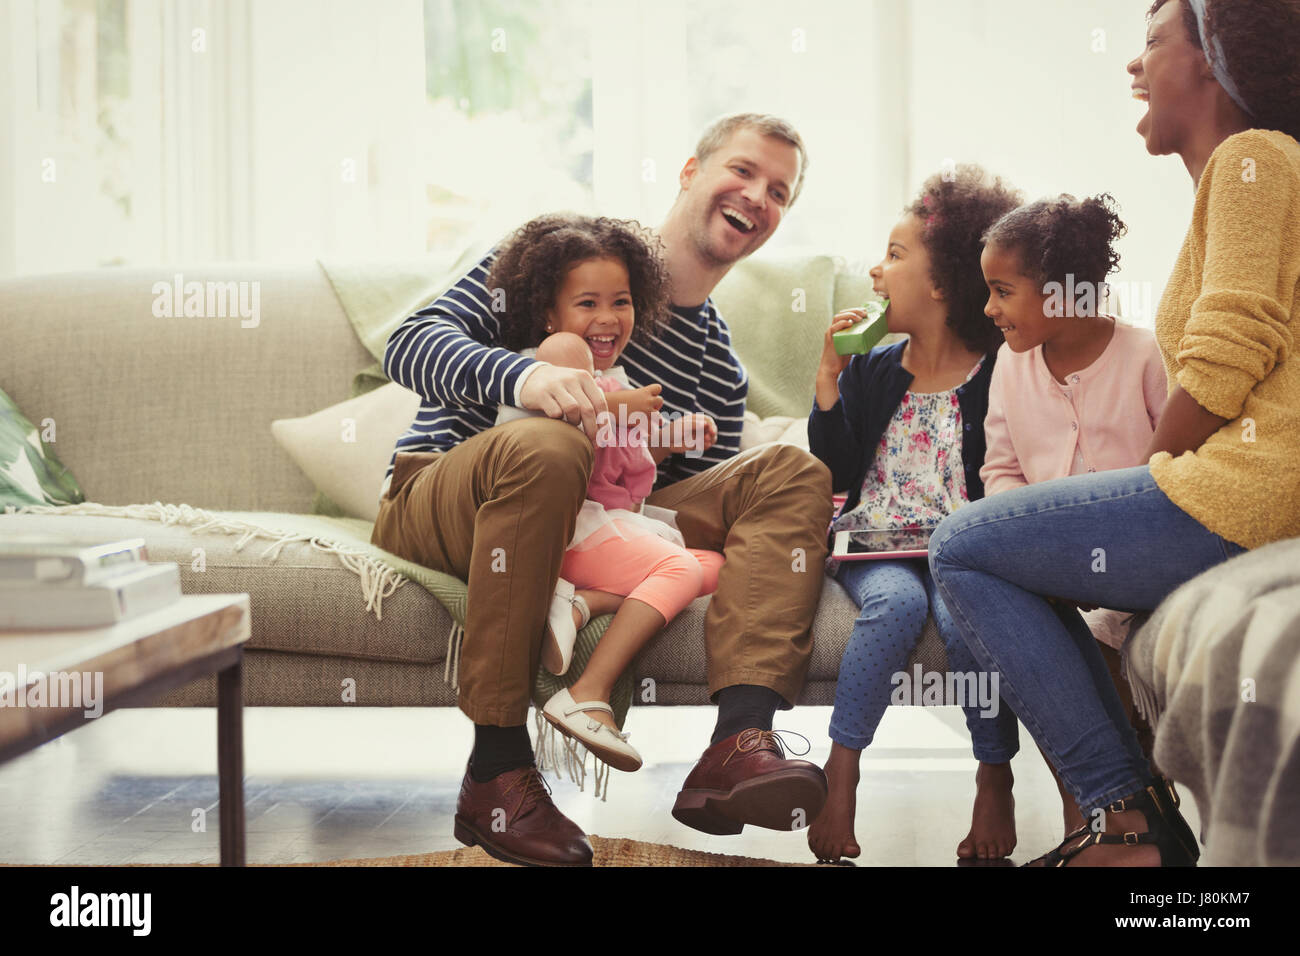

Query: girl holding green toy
[[806, 165, 1025, 863]]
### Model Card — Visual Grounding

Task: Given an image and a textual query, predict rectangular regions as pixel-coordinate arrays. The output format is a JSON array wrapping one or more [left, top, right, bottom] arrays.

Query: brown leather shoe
[[673, 729, 828, 835], [453, 764, 593, 866]]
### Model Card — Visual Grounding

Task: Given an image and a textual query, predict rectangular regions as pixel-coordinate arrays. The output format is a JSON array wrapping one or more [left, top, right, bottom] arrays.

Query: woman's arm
[[1144, 384, 1228, 459], [1158, 134, 1295, 455]]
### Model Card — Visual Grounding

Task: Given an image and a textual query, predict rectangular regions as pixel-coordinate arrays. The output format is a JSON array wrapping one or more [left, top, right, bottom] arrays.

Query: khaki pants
[[372, 416, 833, 726]]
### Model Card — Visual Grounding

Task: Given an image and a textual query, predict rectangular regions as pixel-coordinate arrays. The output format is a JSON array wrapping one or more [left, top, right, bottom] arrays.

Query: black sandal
[[1153, 775, 1201, 863], [1024, 780, 1199, 867]]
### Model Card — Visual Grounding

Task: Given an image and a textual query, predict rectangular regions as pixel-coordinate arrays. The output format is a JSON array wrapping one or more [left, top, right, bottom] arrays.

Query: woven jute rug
[[284, 836, 810, 867]]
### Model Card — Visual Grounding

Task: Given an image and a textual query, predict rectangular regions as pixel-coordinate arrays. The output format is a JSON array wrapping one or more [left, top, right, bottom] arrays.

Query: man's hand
[[816, 311, 860, 411], [518, 364, 608, 440], [653, 412, 718, 463], [604, 384, 664, 421]]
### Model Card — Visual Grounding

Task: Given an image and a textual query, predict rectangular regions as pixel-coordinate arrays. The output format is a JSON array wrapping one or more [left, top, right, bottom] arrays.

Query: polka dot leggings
[[830, 558, 1018, 762]]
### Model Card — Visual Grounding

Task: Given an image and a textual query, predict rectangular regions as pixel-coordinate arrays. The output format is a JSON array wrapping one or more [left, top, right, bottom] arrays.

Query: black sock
[[469, 724, 534, 782], [712, 685, 784, 745]]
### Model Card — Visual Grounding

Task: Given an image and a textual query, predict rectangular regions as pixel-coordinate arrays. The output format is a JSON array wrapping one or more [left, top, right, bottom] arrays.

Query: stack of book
[[0, 536, 182, 629]]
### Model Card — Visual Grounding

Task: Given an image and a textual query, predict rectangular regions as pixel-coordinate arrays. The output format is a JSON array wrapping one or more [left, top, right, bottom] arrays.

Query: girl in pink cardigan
[[978, 193, 1167, 835]]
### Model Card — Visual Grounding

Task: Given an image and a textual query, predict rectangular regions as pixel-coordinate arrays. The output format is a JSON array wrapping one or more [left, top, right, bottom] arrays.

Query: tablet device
[[832, 526, 936, 561]]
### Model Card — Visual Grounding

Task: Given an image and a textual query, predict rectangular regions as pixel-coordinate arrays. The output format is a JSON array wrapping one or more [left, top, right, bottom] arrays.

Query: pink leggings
[[560, 524, 724, 622]]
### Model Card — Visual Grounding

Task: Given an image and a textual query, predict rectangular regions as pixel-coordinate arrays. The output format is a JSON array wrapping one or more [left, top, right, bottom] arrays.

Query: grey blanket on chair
[[1124, 537, 1300, 866]]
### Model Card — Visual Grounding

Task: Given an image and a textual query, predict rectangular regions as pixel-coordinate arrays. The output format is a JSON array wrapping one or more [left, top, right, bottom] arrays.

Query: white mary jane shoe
[[541, 579, 589, 677], [542, 688, 643, 773]]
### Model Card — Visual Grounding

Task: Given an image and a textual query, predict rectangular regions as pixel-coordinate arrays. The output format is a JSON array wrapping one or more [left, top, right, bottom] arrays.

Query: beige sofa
[[0, 261, 949, 710]]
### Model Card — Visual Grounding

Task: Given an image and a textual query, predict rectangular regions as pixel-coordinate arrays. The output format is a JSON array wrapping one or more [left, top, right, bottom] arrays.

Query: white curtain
[[1, 0, 427, 277], [2, 0, 1197, 301]]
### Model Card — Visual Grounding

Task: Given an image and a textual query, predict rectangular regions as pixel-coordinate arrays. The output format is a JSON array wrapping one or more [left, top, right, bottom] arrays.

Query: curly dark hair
[[486, 213, 671, 354], [904, 165, 1024, 354], [1148, 0, 1300, 141], [982, 194, 1127, 309]]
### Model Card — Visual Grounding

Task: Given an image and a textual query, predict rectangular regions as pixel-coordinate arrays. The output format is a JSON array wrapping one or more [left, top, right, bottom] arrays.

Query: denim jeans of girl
[[831, 558, 1019, 762], [929, 466, 1246, 813]]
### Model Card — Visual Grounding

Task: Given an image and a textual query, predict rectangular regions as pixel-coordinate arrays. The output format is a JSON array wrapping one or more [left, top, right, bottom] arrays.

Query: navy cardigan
[[807, 341, 997, 518]]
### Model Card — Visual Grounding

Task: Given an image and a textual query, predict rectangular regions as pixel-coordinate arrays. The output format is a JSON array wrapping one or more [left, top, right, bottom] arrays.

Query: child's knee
[[853, 587, 930, 640], [692, 550, 724, 595], [668, 551, 705, 596]]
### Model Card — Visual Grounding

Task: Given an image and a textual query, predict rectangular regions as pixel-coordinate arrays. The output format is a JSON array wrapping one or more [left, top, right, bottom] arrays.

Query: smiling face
[[676, 127, 800, 267], [1127, 1, 1215, 156], [980, 242, 1055, 352], [867, 214, 944, 335], [546, 257, 634, 370]]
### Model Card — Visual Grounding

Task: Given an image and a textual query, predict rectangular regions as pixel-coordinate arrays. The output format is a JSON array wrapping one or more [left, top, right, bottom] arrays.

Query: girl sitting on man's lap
[[486, 213, 723, 774]]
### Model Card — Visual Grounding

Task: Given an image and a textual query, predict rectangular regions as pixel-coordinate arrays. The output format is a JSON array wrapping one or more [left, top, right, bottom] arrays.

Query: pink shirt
[[980, 323, 1168, 496], [588, 372, 658, 511]]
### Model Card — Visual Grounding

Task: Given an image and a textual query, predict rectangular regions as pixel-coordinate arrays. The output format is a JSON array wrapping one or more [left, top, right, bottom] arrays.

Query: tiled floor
[[0, 705, 1202, 866]]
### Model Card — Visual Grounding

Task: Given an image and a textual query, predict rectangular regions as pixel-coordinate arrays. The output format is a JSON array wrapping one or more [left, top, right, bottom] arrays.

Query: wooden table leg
[[217, 653, 246, 866]]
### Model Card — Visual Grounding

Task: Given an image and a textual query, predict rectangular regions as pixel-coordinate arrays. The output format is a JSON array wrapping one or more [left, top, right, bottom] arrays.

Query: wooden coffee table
[[0, 593, 250, 865]]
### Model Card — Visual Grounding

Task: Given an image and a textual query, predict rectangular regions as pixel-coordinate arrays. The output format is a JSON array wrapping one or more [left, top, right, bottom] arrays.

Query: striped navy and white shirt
[[382, 249, 748, 488]]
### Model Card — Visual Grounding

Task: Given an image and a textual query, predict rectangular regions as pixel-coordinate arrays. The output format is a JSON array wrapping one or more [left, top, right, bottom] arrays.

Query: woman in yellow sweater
[[929, 0, 1300, 867]]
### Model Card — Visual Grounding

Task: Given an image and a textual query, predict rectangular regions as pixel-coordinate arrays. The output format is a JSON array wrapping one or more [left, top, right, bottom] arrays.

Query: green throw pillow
[[0, 387, 85, 508]]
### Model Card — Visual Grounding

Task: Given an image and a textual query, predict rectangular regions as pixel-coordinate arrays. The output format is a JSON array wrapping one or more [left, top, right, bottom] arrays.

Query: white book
[[0, 563, 181, 629], [0, 536, 149, 587]]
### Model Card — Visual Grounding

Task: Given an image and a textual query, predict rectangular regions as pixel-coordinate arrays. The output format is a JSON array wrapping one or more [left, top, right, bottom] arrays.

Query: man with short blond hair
[[374, 112, 832, 866]]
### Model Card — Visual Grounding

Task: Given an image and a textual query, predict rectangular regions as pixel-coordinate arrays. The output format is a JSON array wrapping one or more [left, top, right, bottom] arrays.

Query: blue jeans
[[928, 466, 1247, 813], [831, 558, 1019, 762]]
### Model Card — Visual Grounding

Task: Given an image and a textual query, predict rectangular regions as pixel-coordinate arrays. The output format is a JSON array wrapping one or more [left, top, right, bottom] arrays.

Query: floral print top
[[832, 358, 984, 533]]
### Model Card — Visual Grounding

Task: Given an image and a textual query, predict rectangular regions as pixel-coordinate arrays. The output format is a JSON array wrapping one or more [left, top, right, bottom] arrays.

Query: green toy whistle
[[833, 299, 889, 356]]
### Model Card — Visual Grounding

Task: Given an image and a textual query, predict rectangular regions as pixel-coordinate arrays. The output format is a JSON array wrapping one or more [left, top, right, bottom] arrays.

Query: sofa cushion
[[0, 507, 952, 705], [271, 382, 421, 521], [711, 255, 875, 420], [0, 513, 452, 667]]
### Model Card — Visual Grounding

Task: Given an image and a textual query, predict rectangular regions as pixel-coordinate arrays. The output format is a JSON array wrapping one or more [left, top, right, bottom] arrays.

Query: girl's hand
[[816, 311, 861, 411], [657, 413, 717, 457]]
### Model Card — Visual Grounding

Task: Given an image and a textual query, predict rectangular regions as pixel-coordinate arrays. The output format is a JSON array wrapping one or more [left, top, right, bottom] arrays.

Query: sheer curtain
[[1, 0, 426, 277], [2, 0, 1195, 306]]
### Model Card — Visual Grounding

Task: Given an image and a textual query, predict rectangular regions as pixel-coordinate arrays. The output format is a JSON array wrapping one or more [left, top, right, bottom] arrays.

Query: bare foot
[[957, 761, 1017, 860], [807, 743, 862, 862], [1026, 806, 1161, 867]]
